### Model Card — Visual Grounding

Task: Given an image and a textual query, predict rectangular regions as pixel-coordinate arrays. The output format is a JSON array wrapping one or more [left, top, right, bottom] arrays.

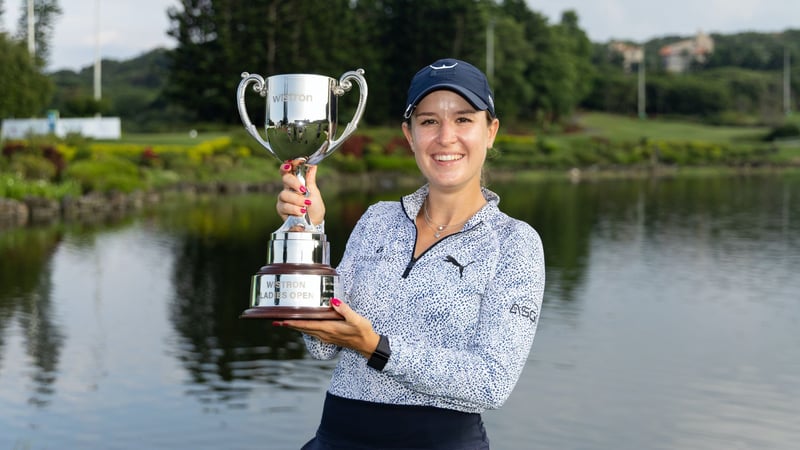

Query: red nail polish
[[304, 199, 312, 206], [300, 208, 307, 214], [299, 186, 307, 194], [272, 321, 282, 327], [331, 298, 341, 307], [282, 163, 291, 171]]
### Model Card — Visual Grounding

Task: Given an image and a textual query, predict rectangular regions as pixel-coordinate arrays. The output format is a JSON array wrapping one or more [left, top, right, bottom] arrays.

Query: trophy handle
[[308, 69, 368, 165], [236, 72, 275, 157]]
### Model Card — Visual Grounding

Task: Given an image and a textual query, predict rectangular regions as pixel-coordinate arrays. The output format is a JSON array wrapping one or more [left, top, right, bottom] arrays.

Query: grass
[[109, 130, 233, 146], [110, 112, 787, 149], [569, 112, 769, 143]]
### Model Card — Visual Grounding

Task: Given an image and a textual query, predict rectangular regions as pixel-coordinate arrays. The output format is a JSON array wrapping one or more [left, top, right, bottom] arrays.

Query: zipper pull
[[402, 258, 417, 278]]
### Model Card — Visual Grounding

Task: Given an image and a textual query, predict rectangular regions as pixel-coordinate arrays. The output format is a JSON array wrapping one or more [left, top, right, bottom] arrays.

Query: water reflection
[[0, 227, 64, 408], [1, 173, 799, 449]]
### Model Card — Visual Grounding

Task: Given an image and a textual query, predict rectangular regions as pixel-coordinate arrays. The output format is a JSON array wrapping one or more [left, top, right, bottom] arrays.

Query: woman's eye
[[420, 119, 436, 126], [456, 116, 472, 123]]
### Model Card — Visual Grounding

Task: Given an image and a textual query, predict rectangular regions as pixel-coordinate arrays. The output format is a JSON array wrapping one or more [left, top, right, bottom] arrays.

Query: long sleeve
[[300, 212, 370, 360], [311, 187, 545, 413]]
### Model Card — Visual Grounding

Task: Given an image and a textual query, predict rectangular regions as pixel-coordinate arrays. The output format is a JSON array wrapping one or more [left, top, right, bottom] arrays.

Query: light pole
[[785, 45, 792, 117], [27, 0, 34, 56], [638, 48, 646, 119], [94, 0, 102, 108]]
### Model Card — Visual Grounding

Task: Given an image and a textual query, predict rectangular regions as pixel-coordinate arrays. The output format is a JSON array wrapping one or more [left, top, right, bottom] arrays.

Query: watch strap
[[367, 334, 391, 371]]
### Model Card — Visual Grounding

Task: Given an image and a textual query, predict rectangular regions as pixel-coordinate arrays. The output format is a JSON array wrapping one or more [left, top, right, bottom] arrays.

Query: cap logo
[[430, 62, 458, 70]]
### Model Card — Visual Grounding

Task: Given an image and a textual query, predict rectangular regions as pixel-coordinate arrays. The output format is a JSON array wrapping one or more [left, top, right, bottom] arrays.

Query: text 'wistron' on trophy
[[236, 69, 367, 320]]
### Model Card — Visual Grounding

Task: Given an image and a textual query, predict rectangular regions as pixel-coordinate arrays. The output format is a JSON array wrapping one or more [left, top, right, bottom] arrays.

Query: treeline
[[4, 1, 800, 131], [163, 0, 592, 128]]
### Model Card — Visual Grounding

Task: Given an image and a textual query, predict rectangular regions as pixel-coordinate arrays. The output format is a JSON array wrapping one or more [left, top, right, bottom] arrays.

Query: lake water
[[1, 173, 799, 449]]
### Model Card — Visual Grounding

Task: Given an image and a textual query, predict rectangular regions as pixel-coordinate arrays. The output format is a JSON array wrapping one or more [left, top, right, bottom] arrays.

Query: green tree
[[498, 0, 551, 123], [499, 3, 594, 126], [14, 0, 62, 67], [0, 32, 53, 118], [646, 74, 729, 116], [488, 12, 535, 126], [165, 0, 501, 125], [166, 0, 370, 124], [551, 11, 594, 119], [157, 0, 596, 127]]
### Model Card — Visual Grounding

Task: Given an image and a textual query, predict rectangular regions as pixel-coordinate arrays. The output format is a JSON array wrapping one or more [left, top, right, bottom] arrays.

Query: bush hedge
[[0, 127, 796, 201]]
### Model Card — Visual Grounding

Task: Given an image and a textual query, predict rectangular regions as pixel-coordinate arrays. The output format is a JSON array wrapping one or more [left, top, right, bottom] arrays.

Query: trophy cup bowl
[[236, 69, 367, 320]]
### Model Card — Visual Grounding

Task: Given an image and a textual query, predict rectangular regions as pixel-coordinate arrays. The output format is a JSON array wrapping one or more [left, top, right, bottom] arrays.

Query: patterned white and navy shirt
[[304, 184, 545, 414]]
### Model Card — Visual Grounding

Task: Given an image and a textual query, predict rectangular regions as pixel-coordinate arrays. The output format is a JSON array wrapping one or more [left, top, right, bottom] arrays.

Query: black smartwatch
[[367, 334, 391, 371]]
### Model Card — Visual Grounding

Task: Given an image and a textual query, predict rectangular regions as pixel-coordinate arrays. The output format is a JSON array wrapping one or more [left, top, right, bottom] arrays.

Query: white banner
[[1, 117, 122, 140]]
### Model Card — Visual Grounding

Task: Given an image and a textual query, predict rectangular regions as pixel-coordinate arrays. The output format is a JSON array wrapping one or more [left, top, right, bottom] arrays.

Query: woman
[[274, 58, 545, 449]]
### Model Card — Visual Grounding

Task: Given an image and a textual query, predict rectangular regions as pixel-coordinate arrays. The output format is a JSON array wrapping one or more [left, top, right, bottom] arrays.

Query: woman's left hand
[[274, 299, 381, 358]]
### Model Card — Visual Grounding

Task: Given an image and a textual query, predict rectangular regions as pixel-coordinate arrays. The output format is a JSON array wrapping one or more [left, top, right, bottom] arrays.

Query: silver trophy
[[236, 69, 367, 319]]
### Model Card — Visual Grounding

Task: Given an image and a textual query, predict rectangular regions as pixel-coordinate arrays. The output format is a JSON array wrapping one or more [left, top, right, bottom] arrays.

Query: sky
[[1, 0, 799, 72]]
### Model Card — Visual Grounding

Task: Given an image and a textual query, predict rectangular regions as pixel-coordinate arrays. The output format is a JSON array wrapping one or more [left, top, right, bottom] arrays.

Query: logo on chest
[[444, 255, 475, 278]]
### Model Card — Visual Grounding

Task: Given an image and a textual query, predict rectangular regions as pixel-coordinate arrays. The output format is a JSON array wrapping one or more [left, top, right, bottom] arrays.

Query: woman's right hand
[[276, 160, 326, 226]]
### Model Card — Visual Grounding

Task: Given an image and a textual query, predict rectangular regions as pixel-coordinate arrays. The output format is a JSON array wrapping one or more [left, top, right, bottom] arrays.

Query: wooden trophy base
[[240, 306, 343, 320]]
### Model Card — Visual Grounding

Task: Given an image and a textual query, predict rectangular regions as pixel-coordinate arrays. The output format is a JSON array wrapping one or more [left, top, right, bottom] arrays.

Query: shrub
[[493, 135, 537, 168], [383, 136, 411, 156], [186, 137, 233, 163], [64, 156, 144, 193], [210, 154, 235, 173], [2, 141, 26, 157], [9, 154, 57, 180], [331, 153, 368, 173], [340, 134, 372, 158], [0, 174, 81, 200], [764, 123, 800, 142], [142, 169, 181, 189], [140, 147, 161, 168], [364, 154, 419, 173]]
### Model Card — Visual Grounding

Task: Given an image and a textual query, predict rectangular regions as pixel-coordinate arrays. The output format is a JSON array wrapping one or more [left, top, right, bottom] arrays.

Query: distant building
[[659, 31, 714, 73], [608, 41, 644, 73]]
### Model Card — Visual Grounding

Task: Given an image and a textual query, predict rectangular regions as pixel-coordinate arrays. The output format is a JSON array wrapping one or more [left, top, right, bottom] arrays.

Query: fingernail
[[282, 163, 291, 171], [300, 208, 307, 214], [299, 186, 307, 194], [272, 321, 282, 327], [331, 298, 341, 307], [304, 199, 312, 206]]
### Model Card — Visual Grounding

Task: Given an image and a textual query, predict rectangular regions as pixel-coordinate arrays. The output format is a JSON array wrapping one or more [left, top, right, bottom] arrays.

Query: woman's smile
[[433, 153, 464, 162]]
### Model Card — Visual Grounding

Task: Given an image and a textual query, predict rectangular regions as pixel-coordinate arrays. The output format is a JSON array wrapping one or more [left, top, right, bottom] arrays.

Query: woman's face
[[402, 90, 499, 193]]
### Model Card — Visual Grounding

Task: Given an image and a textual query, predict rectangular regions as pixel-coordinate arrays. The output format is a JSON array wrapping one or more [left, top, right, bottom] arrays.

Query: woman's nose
[[437, 121, 457, 145]]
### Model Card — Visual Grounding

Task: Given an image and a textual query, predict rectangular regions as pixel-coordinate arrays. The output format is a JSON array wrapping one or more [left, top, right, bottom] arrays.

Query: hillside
[[47, 49, 178, 132], [44, 28, 798, 132]]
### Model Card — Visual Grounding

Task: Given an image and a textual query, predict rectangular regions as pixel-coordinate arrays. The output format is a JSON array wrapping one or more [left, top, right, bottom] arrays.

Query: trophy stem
[[280, 159, 316, 232]]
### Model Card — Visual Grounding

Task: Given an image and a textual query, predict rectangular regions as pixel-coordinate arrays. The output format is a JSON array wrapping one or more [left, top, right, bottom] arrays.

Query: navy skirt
[[301, 392, 490, 450]]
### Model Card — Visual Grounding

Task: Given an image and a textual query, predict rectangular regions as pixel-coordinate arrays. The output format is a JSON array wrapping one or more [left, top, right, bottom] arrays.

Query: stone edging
[[0, 180, 282, 229]]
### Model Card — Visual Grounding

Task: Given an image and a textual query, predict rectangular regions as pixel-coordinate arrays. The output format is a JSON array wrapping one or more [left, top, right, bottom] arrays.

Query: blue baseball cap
[[404, 58, 496, 119]]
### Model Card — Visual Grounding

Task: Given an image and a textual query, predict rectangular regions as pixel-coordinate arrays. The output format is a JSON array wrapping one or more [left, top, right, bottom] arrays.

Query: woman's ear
[[401, 121, 414, 152], [487, 117, 500, 149]]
